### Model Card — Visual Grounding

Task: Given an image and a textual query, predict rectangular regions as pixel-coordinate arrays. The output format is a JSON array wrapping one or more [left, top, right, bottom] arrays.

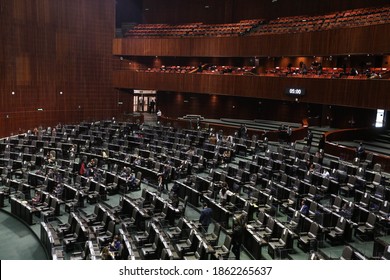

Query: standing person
[[238, 124, 248, 139], [156, 109, 162, 123], [161, 164, 170, 192], [307, 130, 313, 147], [170, 182, 180, 208], [157, 175, 163, 192], [286, 126, 292, 144], [79, 158, 86, 176], [138, 97, 143, 112], [231, 215, 244, 260], [199, 203, 213, 233], [318, 134, 325, 151], [356, 142, 365, 160], [150, 99, 155, 113]]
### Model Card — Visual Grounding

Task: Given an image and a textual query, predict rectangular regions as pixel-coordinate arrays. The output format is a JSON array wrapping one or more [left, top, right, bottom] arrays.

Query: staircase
[[142, 113, 157, 125]]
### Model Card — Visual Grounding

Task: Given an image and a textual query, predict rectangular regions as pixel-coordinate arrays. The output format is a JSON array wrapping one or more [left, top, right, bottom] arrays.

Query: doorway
[[133, 90, 156, 113]]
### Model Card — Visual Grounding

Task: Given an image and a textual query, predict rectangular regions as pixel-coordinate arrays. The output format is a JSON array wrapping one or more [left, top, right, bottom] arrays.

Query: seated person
[[109, 235, 121, 257], [177, 160, 188, 176], [101, 246, 114, 260], [133, 156, 142, 166], [30, 191, 42, 206], [120, 167, 131, 178], [299, 200, 309, 216], [322, 169, 330, 178], [48, 151, 56, 164], [126, 173, 137, 190], [53, 183, 64, 198], [221, 150, 231, 166]]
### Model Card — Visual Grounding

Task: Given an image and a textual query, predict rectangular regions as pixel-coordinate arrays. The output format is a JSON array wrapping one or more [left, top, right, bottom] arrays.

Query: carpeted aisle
[[0, 210, 47, 260]]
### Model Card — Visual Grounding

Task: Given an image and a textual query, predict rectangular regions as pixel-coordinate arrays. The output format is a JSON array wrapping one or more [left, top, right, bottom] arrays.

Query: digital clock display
[[285, 87, 306, 96]]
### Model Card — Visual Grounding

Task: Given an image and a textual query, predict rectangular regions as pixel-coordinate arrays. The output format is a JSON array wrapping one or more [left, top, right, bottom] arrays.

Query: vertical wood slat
[[0, 0, 117, 137], [114, 24, 390, 57]]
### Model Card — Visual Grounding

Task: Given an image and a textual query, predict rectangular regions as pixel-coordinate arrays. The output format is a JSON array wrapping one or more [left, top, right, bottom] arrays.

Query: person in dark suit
[[318, 134, 325, 151], [356, 142, 365, 159], [199, 203, 213, 233], [161, 165, 170, 191], [299, 200, 309, 216], [231, 214, 245, 260], [307, 130, 313, 147]]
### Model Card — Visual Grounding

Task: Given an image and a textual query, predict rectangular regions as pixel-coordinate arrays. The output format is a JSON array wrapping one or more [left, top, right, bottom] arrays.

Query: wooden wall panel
[[114, 24, 390, 57], [113, 71, 390, 111], [133, 0, 390, 24], [0, 0, 117, 137]]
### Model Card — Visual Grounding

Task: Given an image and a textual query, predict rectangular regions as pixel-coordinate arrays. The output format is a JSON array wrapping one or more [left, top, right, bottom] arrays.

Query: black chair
[[97, 220, 116, 246], [40, 197, 60, 221], [378, 200, 390, 219], [281, 190, 297, 213], [140, 234, 164, 260], [258, 195, 275, 216], [212, 235, 232, 260], [134, 222, 158, 246], [358, 192, 371, 209], [166, 217, 186, 241], [381, 245, 390, 260], [326, 216, 347, 245], [63, 223, 87, 252], [174, 229, 197, 258], [257, 216, 276, 241], [285, 210, 302, 235], [183, 241, 208, 260], [355, 212, 376, 241], [87, 183, 101, 204], [331, 195, 343, 212], [339, 176, 356, 197], [250, 210, 268, 230], [65, 189, 84, 212], [340, 245, 354, 260], [298, 222, 321, 252], [56, 212, 77, 238], [204, 223, 221, 246], [267, 228, 293, 259], [106, 176, 119, 195]]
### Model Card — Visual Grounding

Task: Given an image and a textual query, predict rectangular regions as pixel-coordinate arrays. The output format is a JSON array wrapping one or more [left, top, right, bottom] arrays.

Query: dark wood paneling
[[131, 0, 390, 24], [0, 0, 117, 137], [113, 71, 390, 111], [141, 0, 228, 24], [114, 24, 390, 57], [155, 92, 311, 123]]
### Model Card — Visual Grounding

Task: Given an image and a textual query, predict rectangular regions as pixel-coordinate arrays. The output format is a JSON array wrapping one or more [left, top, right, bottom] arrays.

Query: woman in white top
[[219, 186, 228, 206]]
